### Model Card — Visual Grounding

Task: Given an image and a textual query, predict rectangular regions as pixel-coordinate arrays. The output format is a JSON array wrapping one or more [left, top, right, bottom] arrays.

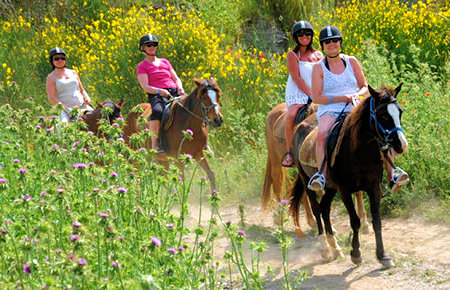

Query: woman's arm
[[137, 74, 170, 97], [287, 50, 311, 96], [349, 56, 369, 98], [169, 69, 185, 95], [46, 75, 59, 105], [75, 71, 92, 105]]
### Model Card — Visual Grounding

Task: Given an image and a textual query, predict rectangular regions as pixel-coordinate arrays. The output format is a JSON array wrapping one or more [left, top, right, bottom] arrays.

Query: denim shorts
[[317, 110, 342, 120]]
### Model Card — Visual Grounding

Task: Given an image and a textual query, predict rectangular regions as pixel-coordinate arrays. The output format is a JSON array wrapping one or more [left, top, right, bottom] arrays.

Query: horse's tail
[[261, 155, 273, 211], [289, 174, 305, 228]]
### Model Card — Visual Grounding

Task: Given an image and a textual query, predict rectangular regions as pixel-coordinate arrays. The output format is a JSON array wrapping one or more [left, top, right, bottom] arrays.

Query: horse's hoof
[[380, 258, 395, 268], [360, 218, 370, 234], [350, 249, 362, 265], [320, 248, 333, 261], [294, 228, 306, 238], [351, 255, 363, 265], [332, 249, 344, 260]]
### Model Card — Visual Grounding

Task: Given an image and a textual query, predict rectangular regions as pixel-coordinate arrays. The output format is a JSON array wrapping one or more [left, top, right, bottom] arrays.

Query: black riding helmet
[[49, 47, 66, 65], [292, 21, 314, 45], [319, 25, 342, 46], [139, 33, 159, 51]]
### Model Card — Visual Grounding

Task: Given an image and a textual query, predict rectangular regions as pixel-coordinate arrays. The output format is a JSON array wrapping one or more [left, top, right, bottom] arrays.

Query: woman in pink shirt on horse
[[136, 33, 185, 154]]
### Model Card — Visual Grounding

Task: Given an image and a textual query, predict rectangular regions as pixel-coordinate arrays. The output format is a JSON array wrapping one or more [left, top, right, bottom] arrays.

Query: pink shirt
[[136, 58, 177, 88]]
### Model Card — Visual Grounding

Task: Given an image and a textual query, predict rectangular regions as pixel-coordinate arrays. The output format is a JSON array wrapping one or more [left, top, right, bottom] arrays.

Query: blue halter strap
[[369, 97, 403, 150]]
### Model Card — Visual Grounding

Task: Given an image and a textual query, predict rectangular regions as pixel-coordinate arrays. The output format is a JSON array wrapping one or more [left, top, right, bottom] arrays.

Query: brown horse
[[82, 99, 124, 136], [290, 84, 407, 267], [123, 77, 223, 191], [261, 102, 316, 236]]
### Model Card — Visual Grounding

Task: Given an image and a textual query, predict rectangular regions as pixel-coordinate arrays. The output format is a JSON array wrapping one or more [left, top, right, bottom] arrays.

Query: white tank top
[[317, 55, 358, 116], [53, 69, 84, 108], [285, 52, 315, 105]]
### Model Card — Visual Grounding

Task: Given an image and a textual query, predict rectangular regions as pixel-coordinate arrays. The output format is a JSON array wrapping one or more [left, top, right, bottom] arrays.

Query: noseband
[[200, 81, 220, 126], [369, 97, 403, 151]]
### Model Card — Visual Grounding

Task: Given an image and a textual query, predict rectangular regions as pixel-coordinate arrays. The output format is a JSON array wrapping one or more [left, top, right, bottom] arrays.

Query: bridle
[[369, 97, 403, 151], [100, 100, 121, 124], [173, 81, 220, 126]]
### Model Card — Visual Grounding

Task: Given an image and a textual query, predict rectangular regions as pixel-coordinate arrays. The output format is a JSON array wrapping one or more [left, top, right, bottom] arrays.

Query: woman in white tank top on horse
[[307, 25, 409, 193], [46, 47, 93, 122], [282, 21, 323, 167]]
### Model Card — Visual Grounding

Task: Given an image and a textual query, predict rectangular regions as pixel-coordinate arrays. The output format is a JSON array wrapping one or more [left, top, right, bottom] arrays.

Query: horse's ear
[[96, 101, 103, 108], [117, 98, 124, 108], [209, 76, 216, 85], [193, 77, 203, 87], [394, 83, 403, 98], [368, 85, 377, 97]]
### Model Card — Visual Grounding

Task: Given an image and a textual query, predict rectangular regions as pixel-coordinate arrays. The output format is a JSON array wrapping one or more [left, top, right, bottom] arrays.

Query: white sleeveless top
[[317, 55, 358, 119], [285, 53, 315, 107], [53, 69, 84, 108]]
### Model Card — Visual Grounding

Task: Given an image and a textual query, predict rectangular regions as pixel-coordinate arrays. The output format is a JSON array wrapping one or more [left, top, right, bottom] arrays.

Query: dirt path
[[187, 202, 450, 289]]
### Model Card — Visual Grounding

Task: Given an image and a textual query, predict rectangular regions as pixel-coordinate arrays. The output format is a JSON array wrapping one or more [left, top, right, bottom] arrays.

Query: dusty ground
[[187, 201, 450, 289]]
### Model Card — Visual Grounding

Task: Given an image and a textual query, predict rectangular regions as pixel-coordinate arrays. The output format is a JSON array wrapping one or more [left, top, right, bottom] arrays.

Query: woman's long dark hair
[[292, 42, 317, 55]]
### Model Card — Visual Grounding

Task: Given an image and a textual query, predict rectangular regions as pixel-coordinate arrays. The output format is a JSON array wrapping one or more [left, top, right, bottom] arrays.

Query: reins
[[369, 97, 403, 151], [171, 82, 218, 126]]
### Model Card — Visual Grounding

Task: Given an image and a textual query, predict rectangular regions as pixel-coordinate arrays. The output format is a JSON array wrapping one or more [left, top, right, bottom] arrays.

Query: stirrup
[[307, 172, 326, 193], [281, 151, 294, 167], [390, 167, 409, 193]]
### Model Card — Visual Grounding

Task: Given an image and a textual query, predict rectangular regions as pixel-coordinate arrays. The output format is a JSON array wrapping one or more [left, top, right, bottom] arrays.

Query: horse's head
[[368, 84, 408, 156], [96, 99, 124, 124], [194, 77, 223, 127]]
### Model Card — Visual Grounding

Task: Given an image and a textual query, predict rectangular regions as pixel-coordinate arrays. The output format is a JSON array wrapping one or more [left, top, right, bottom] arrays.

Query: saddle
[[326, 112, 348, 167], [273, 101, 313, 143], [157, 90, 180, 154]]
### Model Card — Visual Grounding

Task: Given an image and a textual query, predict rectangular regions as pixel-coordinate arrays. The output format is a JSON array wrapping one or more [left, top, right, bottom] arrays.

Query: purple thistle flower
[[13, 159, 20, 163], [237, 230, 246, 236], [168, 248, 177, 255], [111, 171, 118, 177], [186, 129, 194, 136], [72, 221, 82, 228], [1, 228, 7, 235], [279, 199, 289, 205], [200, 176, 207, 181], [73, 163, 87, 169], [35, 125, 42, 129], [98, 212, 109, 218], [40, 191, 46, 196], [225, 221, 231, 227], [178, 246, 184, 251], [70, 234, 80, 242], [186, 154, 192, 159], [6, 219, 13, 224], [0, 178, 8, 184], [166, 223, 173, 228], [23, 264, 31, 274], [55, 249, 62, 254], [78, 258, 87, 266], [22, 195, 31, 201], [112, 123, 120, 127], [151, 237, 161, 247], [19, 168, 27, 174], [117, 187, 127, 193], [138, 147, 146, 151]]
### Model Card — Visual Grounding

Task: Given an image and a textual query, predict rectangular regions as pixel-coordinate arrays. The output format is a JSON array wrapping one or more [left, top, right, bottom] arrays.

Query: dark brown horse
[[82, 99, 124, 136], [290, 84, 407, 267], [123, 77, 223, 191]]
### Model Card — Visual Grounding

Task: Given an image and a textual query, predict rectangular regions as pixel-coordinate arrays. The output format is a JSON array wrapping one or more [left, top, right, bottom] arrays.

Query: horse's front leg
[[340, 190, 362, 265], [319, 188, 342, 261], [198, 156, 216, 192], [368, 186, 395, 268]]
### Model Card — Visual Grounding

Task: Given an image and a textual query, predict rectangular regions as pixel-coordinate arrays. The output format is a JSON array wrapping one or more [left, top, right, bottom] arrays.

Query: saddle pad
[[299, 127, 318, 168], [326, 114, 347, 167]]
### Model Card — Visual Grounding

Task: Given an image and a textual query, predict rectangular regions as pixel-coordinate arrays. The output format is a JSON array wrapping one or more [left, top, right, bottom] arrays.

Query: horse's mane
[[346, 85, 397, 151]]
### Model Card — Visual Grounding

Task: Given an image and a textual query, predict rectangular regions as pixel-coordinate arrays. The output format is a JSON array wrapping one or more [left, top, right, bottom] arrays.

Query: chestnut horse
[[261, 102, 316, 236], [123, 77, 223, 191], [82, 99, 124, 136], [290, 84, 407, 267]]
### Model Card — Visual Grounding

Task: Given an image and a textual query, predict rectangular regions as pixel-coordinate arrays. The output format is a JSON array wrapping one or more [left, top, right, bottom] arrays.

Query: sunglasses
[[53, 56, 66, 61], [323, 39, 340, 44], [296, 31, 313, 37], [145, 42, 158, 47]]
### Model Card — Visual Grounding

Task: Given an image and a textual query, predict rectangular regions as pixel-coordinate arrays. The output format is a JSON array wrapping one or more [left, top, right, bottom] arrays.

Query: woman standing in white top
[[308, 26, 409, 193], [282, 21, 323, 167], [46, 47, 93, 122]]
